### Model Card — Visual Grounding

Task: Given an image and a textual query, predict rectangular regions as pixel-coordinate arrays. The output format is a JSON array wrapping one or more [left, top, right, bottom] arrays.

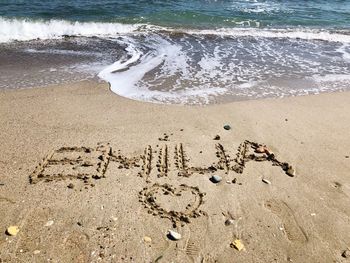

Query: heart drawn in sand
[[139, 183, 205, 225]]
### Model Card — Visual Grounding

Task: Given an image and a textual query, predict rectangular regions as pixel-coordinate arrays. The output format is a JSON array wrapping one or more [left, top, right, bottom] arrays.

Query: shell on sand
[[255, 146, 266, 153], [262, 179, 271, 184], [167, 230, 181, 240], [6, 226, 19, 236], [286, 166, 296, 177], [210, 175, 222, 183]]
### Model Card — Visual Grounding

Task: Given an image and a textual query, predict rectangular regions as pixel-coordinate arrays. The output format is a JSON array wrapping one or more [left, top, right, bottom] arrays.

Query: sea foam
[[1, 17, 350, 43]]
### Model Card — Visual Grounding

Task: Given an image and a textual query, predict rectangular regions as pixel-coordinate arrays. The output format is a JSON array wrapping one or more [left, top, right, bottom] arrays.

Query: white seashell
[[45, 220, 54, 227], [210, 175, 222, 183], [167, 230, 182, 240], [262, 179, 271, 184]]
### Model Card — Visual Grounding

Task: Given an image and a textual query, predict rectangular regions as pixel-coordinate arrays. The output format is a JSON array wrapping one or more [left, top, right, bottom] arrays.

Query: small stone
[[213, 135, 221, 140], [286, 166, 296, 177], [225, 219, 235, 226], [231, 239, 244, 251], [45, 220, 54, 227], [262, 179, 271, 185], [342, 249, 350, 258], [67, 183, 74, 189], [143, 236, 152, 243], [6, 226, 19, 236], [33, 250, 40, 255], [345, 156, 349, 159], [255, 146, 266, 153], [223, 125, 231, 130], [167, 230, 181, 241], [232, 178, 237, 184], [210, 175, 222, 183]]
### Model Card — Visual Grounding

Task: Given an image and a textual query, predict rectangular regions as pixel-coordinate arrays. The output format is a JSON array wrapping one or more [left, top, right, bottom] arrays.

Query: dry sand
[[0, 81, 350, 262]]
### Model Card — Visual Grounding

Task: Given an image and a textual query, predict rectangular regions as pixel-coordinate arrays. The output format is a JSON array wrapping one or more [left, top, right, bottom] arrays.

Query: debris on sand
[[255, 146, 266, 153], [225, 219, 235, 226], [262, 179, 271, 185], [286, 166, 296, 177], [45, 220, 54, 227], [210, 175, 222, 183], [255, 145, 274, 156], [231, 239, 245, 251], [167, 230, 181, 241], [213, 135, 221, 140], [223, 124, 231, 130], [342, 249, 350, 258], [143, 236, 152, 243], [6, 226, 19, 236], [67, 183, 74, 189]]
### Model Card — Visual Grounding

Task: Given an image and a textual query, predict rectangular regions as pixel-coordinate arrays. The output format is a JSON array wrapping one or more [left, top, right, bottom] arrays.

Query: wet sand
[[0, 80, 350, 262]]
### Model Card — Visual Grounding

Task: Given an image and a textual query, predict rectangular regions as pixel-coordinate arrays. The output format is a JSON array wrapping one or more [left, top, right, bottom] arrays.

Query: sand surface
[[0, 81, 350, 263]]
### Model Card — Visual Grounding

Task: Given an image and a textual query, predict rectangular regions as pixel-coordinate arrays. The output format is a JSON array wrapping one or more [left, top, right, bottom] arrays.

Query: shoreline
[[1, 80, 350, 262]]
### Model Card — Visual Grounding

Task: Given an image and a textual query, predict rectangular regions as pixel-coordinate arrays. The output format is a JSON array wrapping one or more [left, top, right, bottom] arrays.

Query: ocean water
[[0, 0, 350, 104]]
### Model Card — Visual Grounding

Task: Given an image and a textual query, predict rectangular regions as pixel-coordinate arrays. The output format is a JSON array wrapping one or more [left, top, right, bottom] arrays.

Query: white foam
[[0, 17, 141, 43], [336, 44, 350, 62], [312, 74, 350, 83], [1, 17, 350, 44], [98, 37, 227, 104], [185, 28, 350, 43]]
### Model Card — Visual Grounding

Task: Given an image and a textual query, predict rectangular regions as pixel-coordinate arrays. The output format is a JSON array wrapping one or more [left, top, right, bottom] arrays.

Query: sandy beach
[[0, 81, 350, 262]]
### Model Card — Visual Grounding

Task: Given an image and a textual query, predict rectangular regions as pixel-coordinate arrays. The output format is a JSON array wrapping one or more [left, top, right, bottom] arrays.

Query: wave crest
[[1, 17, 350, 43]]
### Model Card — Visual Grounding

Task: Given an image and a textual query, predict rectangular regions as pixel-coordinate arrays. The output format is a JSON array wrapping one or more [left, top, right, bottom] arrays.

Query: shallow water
[[0, 1, 349, 104]]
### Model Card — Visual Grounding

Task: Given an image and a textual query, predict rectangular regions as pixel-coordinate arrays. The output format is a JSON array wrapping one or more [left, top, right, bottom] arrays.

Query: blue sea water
[[0, 0, 350, 103], [1, 0, 350, 29]]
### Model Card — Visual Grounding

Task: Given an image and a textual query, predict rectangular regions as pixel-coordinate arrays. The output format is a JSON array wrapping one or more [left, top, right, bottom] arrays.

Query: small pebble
[[6, 226, 19, 236], [225, 219, 235, 226], [286, 166, 296, 177], [223, 124, 231, 130], [232, 178, 237, 184], [167, 230, 181, 241], [210, 175, 222, 183], [255, 146, 266, 153], [231, 239, 244, 251], [67, 183, 74, 189], [342, 249, 350, 258], [262, 179, 271, 185], [45, 220, 54, 227], [143, 236, 152, 243], [345, 156, 349, 159], [213, 135, 221, 140], [33, 250, 40, 255]]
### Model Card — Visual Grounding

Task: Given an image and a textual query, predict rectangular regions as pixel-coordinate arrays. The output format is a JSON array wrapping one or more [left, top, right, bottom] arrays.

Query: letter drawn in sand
[[29, 143, 111, 184]]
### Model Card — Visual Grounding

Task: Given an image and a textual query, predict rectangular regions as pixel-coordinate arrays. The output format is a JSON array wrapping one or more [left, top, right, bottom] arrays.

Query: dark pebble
[[213, 135, 221, 140], [223, 125, 231, 130]]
